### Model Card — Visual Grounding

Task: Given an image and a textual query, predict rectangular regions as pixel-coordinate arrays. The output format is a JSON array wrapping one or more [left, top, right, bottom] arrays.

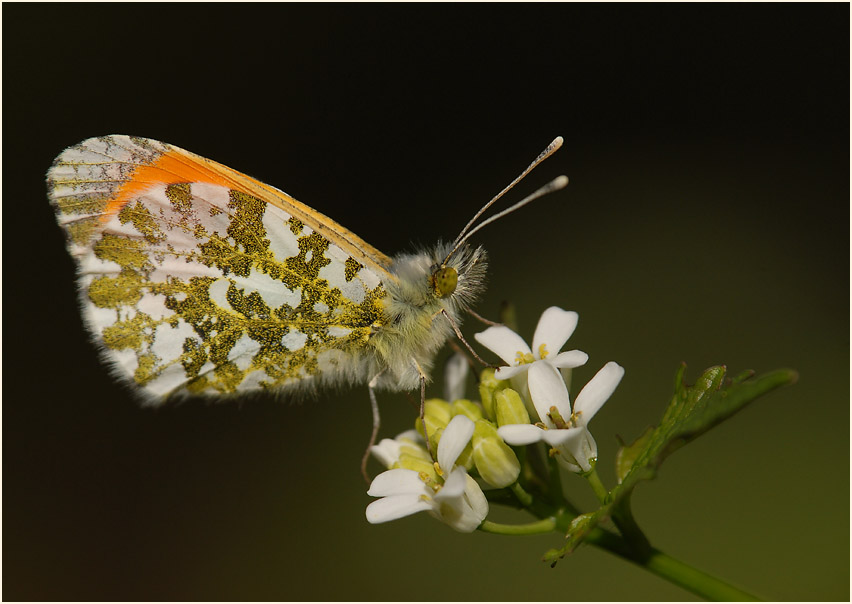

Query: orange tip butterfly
[[46, 136, 566, 405]]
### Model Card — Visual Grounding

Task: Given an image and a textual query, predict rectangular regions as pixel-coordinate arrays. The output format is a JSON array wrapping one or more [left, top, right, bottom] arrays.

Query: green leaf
[[545, 365, 797, 564], [615, 427, 654, 484], [635, 366, 798, 474]]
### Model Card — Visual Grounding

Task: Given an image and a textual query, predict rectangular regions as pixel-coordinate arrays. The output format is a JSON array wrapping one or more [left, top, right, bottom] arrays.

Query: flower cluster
[[365, 306, 624, 530], [365, 414, 490, 532], [475, 307, 624, 473]]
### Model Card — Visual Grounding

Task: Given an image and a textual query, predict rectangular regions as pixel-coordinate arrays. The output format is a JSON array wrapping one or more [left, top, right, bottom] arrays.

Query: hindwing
[[48, 136, 391, 401]]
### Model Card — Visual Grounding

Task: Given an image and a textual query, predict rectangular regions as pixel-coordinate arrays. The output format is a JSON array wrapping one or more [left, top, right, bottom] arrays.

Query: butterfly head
[[430, 242, 488, 311], [430, 265, 458, 299], [389, 242, 488, 316]]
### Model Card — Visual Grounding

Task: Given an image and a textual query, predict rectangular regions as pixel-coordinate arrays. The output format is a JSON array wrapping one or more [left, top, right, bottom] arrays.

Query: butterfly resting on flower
[[46, 136, 565, 418]]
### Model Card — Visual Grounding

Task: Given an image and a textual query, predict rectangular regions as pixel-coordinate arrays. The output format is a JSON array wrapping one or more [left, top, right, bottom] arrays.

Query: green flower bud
[[478, 368, 509, 420], [398, 440, 432, 465], [494, 388, 530, 427], [471, 419, 520, 488], [451, 398, 484, 422], [455, 440, 476, 471], [424, 398, 452, 426], [416, 398, 452, 442]]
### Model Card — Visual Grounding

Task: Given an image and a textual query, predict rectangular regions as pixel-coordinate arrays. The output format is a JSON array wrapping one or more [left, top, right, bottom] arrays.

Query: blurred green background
[[3, 5, 848, 600]]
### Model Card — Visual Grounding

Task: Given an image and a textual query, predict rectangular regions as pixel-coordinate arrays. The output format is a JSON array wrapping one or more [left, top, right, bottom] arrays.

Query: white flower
[[474, 306, 589, 382], [498, 361, 625, 473], [370, 429, 425, 469], [366, 415, 488, 532]]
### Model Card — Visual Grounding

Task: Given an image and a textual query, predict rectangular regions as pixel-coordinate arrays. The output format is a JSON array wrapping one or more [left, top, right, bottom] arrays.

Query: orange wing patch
[[48, 135, 393, 279]]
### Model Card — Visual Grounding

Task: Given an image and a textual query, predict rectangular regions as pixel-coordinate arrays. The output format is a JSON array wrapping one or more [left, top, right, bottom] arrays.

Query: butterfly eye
[[430, 266, 459, 298]]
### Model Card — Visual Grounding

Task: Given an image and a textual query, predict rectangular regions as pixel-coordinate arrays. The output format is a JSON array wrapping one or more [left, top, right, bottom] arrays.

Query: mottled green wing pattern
[[47, 136, 388, 403]]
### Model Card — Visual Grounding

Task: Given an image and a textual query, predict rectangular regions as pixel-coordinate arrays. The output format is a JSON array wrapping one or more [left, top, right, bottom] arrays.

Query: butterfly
[[47, 136, 565, 406]]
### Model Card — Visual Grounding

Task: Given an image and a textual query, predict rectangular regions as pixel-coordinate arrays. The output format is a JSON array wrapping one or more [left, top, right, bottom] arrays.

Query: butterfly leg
[[412, 358, 434, 459], [439, 309, 497, 368], [361, 371, 385, 484]]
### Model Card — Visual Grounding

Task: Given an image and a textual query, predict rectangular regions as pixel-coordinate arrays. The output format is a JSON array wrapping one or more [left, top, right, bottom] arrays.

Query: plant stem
[[643, 549, 760, 601], [585, 468, 609, 503], [611, 495, 652, 557], [510, 481, 533, 507], [479, 518, 556, 535], [586, 529, 761, 601], [488, 495, 761, 600]]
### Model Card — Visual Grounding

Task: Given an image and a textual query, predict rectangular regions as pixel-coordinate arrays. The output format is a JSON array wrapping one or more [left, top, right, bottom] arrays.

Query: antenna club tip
[[552, 136, 564, 149], [553, 175, 569, 189]]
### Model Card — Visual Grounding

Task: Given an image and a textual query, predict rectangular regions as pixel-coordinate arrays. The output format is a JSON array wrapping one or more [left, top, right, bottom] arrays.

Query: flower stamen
[[548, 405, 569, 429], [515, 351, 536, 365], [570, 410, 582, 426]]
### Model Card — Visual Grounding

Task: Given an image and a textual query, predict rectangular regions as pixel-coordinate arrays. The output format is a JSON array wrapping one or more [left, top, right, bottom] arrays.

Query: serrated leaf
[[618, 365, 796, 487], [548, 365, 797, 563]]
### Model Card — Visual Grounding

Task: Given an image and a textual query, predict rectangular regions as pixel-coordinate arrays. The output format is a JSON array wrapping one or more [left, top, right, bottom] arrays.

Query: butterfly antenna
[[448, 176, 569, 258], [444, 136, 564, 265]]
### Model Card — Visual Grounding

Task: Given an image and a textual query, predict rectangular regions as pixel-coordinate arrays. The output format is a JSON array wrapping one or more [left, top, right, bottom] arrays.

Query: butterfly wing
[[48, 135, 391, 403]]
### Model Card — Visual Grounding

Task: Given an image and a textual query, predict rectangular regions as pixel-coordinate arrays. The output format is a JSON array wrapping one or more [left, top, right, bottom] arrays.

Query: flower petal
[[527, 362, 572, 429], [532, 307, 578, 360], [550, 350, 589, 369], [370, 438, 402, 469], [395, 429, 424, 446], [431, 469, 488, 532], [554, 454, 582, 474], [435, 466, 469, 499], [443, 352, 469, 402], [463, 473, 489, 520], [574, 361, 625, 425], [494, 364, 531, 381], [367, 468, 428, 497], [558, 429, 597, 473], [437, 414, 474, 473], [540, 426, 585, 446], [366, 494, 433, 524], [497, 423, 546, 446], [474, 326, 531, 366]]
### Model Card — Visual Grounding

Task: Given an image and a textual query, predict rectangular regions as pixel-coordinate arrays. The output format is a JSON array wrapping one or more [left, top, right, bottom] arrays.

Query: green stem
[[584, 467, 609, 503], [488, 495, 760, 600], [510, 482, 534, 507], [587, 530, 760, 601], [643, 549, 760, 601], [479, 518, 556, 535], [546, 452, 569, 506], [611, 495, 652, 557]]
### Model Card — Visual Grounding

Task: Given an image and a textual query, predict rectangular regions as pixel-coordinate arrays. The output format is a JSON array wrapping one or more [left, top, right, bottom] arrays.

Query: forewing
[[48, 135, 388, 403]]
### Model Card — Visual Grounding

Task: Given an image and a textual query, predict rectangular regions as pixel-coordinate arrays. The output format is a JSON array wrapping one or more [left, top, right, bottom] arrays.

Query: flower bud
[[478, 368, 509, 420], [471, 419, 521, 488], [494, 388, 530, 427], [451, 398, 484, 422], [416, 398, 452, 442]]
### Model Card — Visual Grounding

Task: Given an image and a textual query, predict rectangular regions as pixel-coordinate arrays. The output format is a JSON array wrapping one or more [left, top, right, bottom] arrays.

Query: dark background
[[3, 4, 848, 601]]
